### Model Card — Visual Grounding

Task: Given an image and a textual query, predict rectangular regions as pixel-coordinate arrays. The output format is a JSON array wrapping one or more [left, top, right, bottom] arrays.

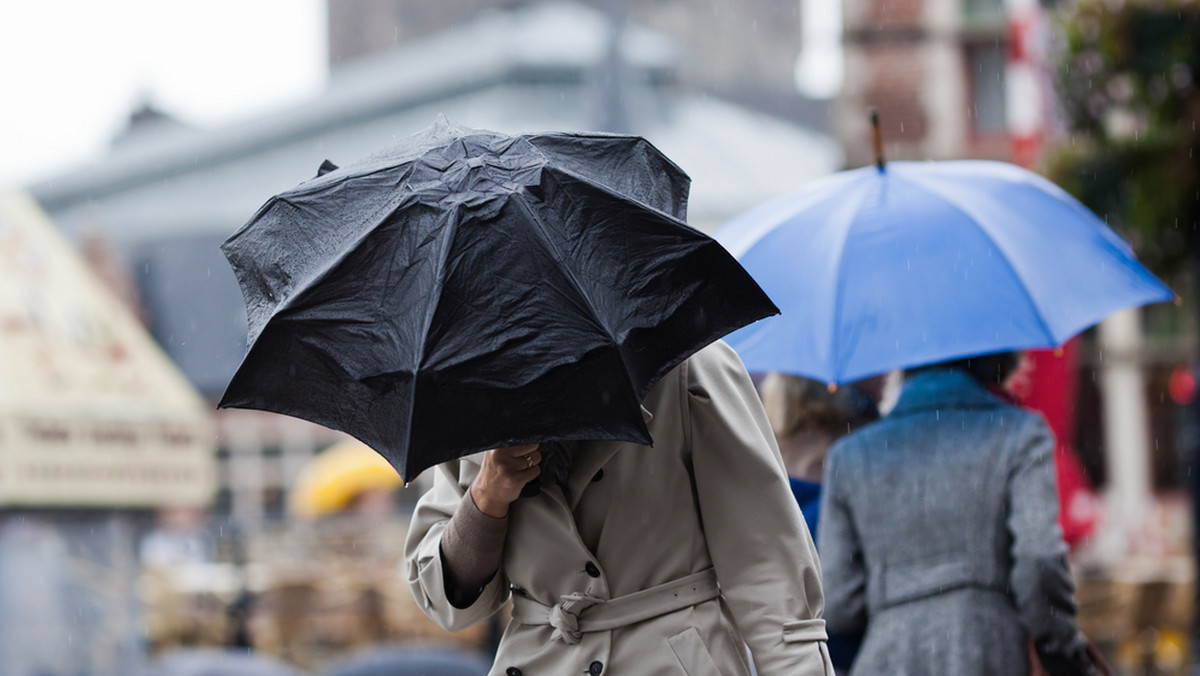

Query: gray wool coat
[[817, 369, 1087, 676], [406, 341, 833, 676]]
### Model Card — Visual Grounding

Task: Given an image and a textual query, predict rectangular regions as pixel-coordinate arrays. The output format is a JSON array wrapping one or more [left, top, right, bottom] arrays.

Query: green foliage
[[1048, 0, 1200, 278]]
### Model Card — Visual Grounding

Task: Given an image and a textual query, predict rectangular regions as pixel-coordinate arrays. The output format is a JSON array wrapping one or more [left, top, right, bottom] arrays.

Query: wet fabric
[[818, 369, 1091, 675], [219, 117, 777, 480], [715, 160, 1173, 384]]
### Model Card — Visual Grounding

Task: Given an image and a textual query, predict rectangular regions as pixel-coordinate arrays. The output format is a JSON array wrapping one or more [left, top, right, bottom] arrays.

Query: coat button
[[506, 668, 522, 676], [591, 468, 604, 482], [584, 561, 601, 578], [588, 660, 604, 675]]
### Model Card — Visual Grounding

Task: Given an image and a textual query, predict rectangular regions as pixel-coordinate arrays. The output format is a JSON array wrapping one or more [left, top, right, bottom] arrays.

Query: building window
[[966, 41, 1007, 135]]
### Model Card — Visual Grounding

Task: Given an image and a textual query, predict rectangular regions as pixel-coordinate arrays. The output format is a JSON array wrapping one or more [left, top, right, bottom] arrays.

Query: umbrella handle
[[870, 109, 885, 172], [520, 476, 542, 498]]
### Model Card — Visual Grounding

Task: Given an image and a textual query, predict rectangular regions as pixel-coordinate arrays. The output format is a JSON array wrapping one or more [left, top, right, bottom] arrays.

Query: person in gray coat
[[817, 353, 1097, 676]]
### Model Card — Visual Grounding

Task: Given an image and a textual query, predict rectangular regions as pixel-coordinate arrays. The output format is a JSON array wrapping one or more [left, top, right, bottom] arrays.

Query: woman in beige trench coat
[[405, 341, 834, 676]]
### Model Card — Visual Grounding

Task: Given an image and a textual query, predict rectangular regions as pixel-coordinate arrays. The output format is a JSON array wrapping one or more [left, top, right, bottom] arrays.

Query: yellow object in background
[[288, 440, 403, 518]]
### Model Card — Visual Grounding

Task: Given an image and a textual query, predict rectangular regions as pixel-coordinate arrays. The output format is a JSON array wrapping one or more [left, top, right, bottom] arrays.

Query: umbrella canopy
[[715, 160, 1173, 384], [288, 439, 403, 518], [220, 117, 776, 480]]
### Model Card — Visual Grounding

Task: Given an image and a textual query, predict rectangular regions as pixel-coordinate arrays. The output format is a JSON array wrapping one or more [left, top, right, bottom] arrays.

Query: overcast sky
[[0, 0, 326, 186], [0, 1, 841, 188]]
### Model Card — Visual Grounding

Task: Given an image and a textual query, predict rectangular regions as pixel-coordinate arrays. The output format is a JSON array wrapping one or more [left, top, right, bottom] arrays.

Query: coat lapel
[[565, 405, 653, 511]]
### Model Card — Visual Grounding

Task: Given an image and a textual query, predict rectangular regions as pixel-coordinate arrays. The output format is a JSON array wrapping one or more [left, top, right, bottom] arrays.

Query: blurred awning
[[0, 191, 214, 508]]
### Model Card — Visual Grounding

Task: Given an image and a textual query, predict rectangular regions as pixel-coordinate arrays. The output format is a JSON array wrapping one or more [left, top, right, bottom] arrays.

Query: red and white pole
[[1005, 0, 1045, 168], [1005, 0, 1100, 548]]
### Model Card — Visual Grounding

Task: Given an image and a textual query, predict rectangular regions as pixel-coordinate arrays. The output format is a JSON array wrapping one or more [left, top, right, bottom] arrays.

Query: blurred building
[[29, 0, 841, 523], [837, 0, 1011, 165], [0, 192, 214, 509], [0, 191, 215, 675], [327, 0, 829, 128], [837, 0, 1195, 622]]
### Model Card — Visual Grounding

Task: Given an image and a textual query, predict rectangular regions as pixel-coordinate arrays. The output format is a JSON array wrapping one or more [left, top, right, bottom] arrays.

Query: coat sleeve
[[404, 458, 511, 633], [1006, 415, 1092, 674], [815, 441, 868, 634], [686, 342, 834, 676]]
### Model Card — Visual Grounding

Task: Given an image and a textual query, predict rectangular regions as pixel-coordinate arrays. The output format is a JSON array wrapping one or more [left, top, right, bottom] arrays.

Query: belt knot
[[548, 593, 602, 644]]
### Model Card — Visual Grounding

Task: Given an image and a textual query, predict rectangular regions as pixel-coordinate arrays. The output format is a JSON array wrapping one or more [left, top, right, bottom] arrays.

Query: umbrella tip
[[827, 382, 838, 393], [1054, 346, 1064, 357], [316, 159, 339, 177], [870, 109, 885, 173], [1175, 294, 1184, 306]]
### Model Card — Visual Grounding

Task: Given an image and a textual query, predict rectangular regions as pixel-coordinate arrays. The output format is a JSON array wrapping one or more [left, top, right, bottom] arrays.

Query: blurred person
[[139, 506, 214, 568], [288, 440, 404, 520], [759, 373, 882, 674], [405, 341, 834, 675], [759, 373, 882, 538], [818, 352, 1099, 675]]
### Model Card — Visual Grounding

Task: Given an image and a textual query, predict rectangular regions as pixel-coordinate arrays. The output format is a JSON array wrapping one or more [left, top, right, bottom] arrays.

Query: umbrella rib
[[507, 193, 642, 409], [891, 172, 1059, 346], [230, 190, 415, 352], [717, 168, 867, 260], [826, 180, 877, 383], [550, 165, 689, 226], [405, 205, 465, 466]]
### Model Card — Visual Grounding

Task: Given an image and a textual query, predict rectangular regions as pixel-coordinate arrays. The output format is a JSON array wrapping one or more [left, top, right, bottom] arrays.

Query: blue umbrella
[[714, 160, 1174, 384]]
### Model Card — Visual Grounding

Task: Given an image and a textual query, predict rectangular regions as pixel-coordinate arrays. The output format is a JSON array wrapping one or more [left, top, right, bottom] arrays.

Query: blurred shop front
[[0, 191, 215, 674]]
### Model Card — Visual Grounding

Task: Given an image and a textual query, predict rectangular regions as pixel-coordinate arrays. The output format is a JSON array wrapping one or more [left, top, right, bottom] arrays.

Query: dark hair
[[907, 351, 1021, 386], [759, 373, 879, 438]]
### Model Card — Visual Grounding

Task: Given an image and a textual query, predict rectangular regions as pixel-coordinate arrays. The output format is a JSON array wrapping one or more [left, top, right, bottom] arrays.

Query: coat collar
[[888, 368, 1006, 417], [563, 405, 653, 511]]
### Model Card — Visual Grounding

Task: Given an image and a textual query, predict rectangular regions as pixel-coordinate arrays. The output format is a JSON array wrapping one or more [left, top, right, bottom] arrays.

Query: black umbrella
[[219, 117, 777, 480]]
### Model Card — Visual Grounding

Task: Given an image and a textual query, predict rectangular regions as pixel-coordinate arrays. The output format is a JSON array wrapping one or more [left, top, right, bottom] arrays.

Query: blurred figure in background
[[139, 506, 215, 568], [759, 373, 882, 674], [759, 374, 882, 539], [818, 352, 1098, 676], [288, 440, 405, 520]]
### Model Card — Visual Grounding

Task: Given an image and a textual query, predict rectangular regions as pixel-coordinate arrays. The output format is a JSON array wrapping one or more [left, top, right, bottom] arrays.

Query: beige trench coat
[[405, 341, 833, 676]]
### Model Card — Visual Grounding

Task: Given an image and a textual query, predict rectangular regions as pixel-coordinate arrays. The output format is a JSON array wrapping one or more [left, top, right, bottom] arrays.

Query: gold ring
[[524, 454, 535, 469]]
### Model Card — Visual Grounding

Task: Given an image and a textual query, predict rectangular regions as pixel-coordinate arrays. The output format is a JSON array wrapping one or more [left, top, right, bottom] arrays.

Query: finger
[[498, 449, 540, 471], [503, 456, 540, 477], [496, 444, 539, 459], [514, 465, 541, 482]]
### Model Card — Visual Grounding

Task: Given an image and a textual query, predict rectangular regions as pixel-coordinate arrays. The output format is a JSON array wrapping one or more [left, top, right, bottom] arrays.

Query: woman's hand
[[470, 444, 541, 518]]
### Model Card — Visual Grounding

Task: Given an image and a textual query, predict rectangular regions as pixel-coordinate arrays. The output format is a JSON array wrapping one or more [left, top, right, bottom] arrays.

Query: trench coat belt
[[511, 568, 720, 644]]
